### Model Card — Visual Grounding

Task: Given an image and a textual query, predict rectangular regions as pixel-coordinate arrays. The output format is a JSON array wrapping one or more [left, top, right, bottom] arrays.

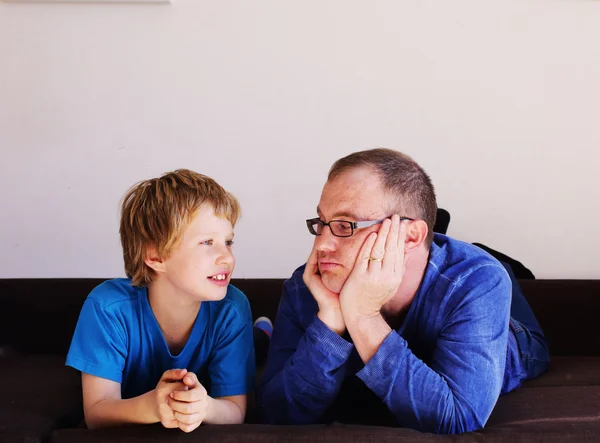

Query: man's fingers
[[382, 215, 400, 270], [354, 232, 378, 272], [160, 368, 187, 382], [395, 220, 409, 274], [369, 219, 390, 266]]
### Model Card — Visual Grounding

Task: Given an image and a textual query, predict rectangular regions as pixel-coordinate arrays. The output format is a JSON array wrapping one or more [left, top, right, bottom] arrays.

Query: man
[[257, 148, 549, 434]]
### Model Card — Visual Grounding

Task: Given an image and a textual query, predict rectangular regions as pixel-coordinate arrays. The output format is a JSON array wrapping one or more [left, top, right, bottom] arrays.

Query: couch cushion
[[523, 356, 600, 388], [0, 355, 83, 442], [487, 385, 600, 433], [518, 280, 600, 356]]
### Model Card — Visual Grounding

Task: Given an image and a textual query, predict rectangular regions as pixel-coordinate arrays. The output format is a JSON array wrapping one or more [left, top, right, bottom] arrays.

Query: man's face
[[314, 167, 392, 294]]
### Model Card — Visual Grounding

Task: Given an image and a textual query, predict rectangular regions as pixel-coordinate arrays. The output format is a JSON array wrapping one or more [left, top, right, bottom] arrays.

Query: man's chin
[[321, 274, 344, 295]]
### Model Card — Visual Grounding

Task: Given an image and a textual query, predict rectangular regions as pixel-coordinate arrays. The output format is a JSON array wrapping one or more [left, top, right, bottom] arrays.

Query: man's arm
[[257, 270, 354, 425], [348, 267, 512, 434]]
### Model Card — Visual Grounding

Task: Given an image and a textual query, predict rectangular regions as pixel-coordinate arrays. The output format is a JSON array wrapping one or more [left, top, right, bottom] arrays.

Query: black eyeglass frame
[[305, 216, 414, 238]]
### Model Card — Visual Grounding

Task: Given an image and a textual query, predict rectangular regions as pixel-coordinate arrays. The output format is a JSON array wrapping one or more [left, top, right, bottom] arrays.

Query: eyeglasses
[[305, 216, 414, 238]]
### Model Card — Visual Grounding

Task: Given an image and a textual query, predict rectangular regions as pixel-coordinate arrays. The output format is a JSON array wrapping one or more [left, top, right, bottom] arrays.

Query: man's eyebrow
[[316, 207, 367, 221]]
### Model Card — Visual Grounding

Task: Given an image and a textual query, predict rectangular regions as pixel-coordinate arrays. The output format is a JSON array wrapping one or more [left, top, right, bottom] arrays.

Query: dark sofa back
[[1, 278, 599, 356]]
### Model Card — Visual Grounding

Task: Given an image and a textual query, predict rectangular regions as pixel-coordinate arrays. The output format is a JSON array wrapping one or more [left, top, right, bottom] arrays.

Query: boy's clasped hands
[[155, 369, 208, 433]]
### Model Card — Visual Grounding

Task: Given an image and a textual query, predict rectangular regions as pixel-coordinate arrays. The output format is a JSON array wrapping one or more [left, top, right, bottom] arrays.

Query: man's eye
[[201, 240, 213, 246], [337, 223, 352, 232]]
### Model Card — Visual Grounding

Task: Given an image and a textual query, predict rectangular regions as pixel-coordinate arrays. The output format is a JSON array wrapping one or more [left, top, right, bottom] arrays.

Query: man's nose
[[314, 225, 338, 252]]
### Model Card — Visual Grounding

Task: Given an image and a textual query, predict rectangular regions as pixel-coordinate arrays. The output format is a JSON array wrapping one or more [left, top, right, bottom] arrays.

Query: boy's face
[[161, 204, 235, 302]]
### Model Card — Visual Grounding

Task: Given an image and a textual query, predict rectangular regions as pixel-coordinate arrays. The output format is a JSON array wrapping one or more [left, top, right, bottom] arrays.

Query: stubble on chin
[[321, 273, 344, 295]]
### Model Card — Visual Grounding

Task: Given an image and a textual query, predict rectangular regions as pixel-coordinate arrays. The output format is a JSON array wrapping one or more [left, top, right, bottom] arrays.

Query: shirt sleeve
[[207, 291, 256, 398], [65, 297, 127, 383], [257, 276, 354, 425], [356, 264, 511, 434]]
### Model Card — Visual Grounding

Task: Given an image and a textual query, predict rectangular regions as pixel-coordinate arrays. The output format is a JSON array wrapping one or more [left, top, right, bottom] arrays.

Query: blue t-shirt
[[66, 279, 255, 399]]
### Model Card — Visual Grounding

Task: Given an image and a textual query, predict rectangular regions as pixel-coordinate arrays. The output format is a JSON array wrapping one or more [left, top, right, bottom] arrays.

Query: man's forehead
[[316, 203, 387, 221]]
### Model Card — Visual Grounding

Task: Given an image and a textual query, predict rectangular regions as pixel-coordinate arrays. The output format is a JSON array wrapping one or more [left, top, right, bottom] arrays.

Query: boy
[[66, 169, 254, 432]]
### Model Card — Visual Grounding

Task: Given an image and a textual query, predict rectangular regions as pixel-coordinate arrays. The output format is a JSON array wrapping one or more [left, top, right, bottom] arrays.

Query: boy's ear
[[144, 246, 166, 273]]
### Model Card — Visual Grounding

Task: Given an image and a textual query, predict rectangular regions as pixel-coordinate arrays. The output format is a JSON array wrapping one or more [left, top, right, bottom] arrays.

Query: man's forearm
[[85, 390, 158, 429], [204, 397, 245, 424], [258, 316, 353, 424], [345, 313, 392, 364]]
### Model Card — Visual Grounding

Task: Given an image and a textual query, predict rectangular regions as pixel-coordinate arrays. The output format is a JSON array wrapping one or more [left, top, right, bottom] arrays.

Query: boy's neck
[[147, 278, 201, 354]]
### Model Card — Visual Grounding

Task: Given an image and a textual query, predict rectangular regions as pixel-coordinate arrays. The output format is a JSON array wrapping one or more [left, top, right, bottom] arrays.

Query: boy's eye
[[201, 240, 213, 246], [226, 240, 234, 246]]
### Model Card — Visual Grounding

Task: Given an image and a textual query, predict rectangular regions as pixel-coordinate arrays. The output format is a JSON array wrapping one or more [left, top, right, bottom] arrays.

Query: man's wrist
[[344, 310, 382, 333], [317, 308, 346, 336]]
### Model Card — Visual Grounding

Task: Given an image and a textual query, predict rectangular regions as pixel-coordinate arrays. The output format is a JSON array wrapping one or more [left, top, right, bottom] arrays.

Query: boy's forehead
[[187, 205, 233, 230]]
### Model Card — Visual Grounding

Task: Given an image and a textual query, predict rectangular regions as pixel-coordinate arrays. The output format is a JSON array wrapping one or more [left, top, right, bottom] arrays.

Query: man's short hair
[[328, 148, 437, 246], [119, 169, 241, 287]]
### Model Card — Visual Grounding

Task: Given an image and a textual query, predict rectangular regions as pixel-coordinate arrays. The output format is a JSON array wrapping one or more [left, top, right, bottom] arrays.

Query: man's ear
[[144, 246, 166, 274], [404, 220, 428, 251]]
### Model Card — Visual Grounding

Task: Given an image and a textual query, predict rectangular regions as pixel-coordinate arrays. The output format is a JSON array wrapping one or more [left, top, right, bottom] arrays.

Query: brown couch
[[1, 278, 600, 442]]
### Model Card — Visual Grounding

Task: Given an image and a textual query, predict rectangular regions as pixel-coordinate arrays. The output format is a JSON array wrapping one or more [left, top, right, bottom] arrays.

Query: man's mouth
[[319, 262, 339, 272]]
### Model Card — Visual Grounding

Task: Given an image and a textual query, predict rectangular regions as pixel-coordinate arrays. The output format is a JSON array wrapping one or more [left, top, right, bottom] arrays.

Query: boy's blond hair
[[119, 169, 241, 287]]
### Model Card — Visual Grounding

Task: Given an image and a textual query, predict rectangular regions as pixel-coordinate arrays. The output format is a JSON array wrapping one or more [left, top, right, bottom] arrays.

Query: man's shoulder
[[283, 264, 310, 294], [87, 278, 140, 311], [429, 234, 507, 283]]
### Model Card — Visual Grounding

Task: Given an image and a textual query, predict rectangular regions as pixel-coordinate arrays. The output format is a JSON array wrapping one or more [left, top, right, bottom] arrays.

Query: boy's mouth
[[208, 272, 229, 282]]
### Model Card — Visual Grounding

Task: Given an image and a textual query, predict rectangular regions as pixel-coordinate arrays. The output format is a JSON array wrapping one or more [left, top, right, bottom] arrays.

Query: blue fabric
[[66, 278, 255, 399], [257, 234, 549, 433]]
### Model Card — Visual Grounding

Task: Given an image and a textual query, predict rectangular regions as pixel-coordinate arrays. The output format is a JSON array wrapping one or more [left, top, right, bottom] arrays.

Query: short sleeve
[[66, 297, 127, 383], [207, 290, 255, 398]]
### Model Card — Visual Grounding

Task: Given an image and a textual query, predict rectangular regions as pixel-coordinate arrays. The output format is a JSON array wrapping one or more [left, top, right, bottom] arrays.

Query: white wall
[[0, 0, 598, 279]]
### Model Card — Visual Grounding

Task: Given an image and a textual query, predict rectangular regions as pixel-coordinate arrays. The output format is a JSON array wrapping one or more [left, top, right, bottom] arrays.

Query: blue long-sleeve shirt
[[257, 234, 525, 434]]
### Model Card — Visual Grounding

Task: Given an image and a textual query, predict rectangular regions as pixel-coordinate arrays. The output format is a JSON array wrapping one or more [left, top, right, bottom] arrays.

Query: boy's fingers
[[183, 372, 199, 387], [173, 411, 203, 425], [161, 368, 187, 382], [169, 398, 201, 414], [170, 383, 206, 402]]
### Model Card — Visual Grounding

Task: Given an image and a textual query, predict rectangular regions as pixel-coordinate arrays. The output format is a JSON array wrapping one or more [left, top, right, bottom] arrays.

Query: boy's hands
[[154, 369, 189, 429], [168, 372, 211, 433]]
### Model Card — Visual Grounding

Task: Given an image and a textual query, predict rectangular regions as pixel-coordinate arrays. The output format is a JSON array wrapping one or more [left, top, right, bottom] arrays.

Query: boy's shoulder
[[87, 278, 141, 311], [210, 284, 251, 318]]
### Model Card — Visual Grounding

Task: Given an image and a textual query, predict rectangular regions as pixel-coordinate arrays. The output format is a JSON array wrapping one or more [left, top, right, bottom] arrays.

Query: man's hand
[[303, 245, 346, 335], [340, 215, 408, 321], [168, 372, 210, 433], [153, 369, 189, 429]]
